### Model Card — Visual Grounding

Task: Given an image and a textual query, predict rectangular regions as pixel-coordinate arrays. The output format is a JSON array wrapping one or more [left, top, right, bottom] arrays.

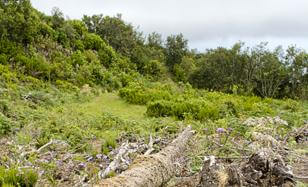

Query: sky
[[31, 0, 308, 52]]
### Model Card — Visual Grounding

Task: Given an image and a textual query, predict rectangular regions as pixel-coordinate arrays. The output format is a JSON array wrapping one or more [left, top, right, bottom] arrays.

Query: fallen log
[[96, 126, 195, 187]]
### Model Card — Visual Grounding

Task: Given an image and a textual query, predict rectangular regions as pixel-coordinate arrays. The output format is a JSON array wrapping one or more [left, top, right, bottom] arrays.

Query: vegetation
[[1, 1, 307, 99], [119, 82, 306, 125], [0, 0, 307, 186]]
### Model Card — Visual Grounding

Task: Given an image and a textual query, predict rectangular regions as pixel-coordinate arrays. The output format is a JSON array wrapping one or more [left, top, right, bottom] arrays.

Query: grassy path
[[78, 93, 147, 121]]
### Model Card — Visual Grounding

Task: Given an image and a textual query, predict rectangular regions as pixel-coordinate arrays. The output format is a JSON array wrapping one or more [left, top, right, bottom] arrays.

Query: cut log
[[96, 126, 195, 187]]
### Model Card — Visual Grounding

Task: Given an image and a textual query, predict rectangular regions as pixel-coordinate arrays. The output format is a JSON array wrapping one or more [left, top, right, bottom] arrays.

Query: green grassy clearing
[[77, 93, 147, 121]]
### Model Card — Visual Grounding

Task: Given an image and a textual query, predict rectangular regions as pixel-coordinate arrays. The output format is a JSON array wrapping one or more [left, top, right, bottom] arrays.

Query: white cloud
[[31, 0, 308, 51]]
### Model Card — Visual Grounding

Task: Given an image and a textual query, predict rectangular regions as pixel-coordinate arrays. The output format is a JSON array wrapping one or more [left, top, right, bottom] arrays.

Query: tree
[[82, 14, 103, 33], [190, 43, 248, 92], [100, 126, 195, 186], [174, 56, 196, 82], [165, 34, 188, 71], [251, 44, 287, 98], [282, 46, 308, 98], [82, 14, 143, 58], [0, 0, 39, 45], [147, 32, 163, 49], [50, 7, 65, 29]]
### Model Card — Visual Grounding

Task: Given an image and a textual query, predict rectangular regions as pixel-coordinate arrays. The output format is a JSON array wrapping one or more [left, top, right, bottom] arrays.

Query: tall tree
[[82, 14, 143, 58], [147, 32, 163, 49], [190, 43, 248, 92], [251, 44, 287, 98], [165, 34, 188, 71], [283, 46, 308, 98], [0, 0, 39, 45]]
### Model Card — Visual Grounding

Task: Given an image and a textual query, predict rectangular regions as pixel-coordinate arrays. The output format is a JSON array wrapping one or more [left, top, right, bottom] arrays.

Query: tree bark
[[96, 126, 195, 187]]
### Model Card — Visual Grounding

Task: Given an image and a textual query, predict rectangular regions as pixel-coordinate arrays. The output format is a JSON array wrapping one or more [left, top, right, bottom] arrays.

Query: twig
[[37, 139, 56, 152], [21, 139, 66, 157], [293, 175, 308, 180], [99, 142, 139, 179], [144, 135, 155, 155], [283, 125, 308, 143]]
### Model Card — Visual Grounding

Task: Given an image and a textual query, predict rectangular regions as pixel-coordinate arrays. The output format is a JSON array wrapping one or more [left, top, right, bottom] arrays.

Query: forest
[[0, 0, 307, 186]]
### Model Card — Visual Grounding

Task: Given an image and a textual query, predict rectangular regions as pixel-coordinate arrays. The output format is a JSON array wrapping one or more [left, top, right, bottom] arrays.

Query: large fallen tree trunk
[[96, 126, 195, 187]]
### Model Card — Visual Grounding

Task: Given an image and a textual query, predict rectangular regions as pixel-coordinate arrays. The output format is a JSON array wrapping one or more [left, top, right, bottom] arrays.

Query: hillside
[[0, 0, 307, 186]]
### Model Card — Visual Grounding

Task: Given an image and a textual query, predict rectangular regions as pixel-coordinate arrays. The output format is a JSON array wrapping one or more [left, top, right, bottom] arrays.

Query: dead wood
[[199, 148, 295, 187], [99, 142, 140, 179], [96, 126, 195, 187]]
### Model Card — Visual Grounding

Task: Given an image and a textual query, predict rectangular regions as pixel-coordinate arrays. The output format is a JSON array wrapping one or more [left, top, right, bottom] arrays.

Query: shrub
[[55, 80, 79, 91], [84, 33, 106, 51], [146, 100, 174, 117], [0, 114, 12, 136], [0, 167, 38, 187], [101, 131, 118, 155], [282, 99, 300, 112], [22, 91, 54, 106], [147, 99, 220, 120], [119, 83, 172, 105], [0, 54, 8, 65], [143, 60, 167, 80], [0, 99, 10, 116]]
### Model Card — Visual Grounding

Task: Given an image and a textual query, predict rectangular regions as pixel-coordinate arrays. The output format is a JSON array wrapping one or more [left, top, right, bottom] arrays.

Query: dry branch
[[200, 148, 296, 187], [144, 135, 155, 156], [99, 142, 140, 179], [96, 126, 195, 187]]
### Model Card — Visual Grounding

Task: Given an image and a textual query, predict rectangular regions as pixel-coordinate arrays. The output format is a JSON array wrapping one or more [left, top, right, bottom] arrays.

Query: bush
[[22, 91, 54, 106], [0, 113, 14, 136], [143, 60, 167, 80], [119, 83, 173, 105], [146, 99, 220, 120], [0, 167, 38, 187], [146, 100, 174, 117], [55, 80, 79, 91], [84, 33, 106, 51], [119, 81, 298, 121], [101, 131, 118, 155], [0, 54, 8, 65], [0, 99, 10, 116]]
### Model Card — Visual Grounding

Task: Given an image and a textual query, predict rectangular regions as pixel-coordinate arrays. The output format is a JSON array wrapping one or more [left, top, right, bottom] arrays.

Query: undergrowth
[[119, 82, 306, 127], [0, 78, 306, 185]]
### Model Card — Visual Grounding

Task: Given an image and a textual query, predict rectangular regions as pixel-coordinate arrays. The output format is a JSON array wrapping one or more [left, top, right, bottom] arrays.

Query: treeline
[[190, 43, 308, 99], [0, 0, 307, 99]]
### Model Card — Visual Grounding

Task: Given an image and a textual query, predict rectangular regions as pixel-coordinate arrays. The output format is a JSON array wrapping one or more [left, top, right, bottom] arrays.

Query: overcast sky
[[31, 0, 308, 52]]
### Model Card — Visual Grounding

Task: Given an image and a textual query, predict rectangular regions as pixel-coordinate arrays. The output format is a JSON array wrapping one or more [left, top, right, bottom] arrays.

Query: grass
[[15, 91, 176, 153], [1, 84, 307, 186], [75, 93, 147, 121]]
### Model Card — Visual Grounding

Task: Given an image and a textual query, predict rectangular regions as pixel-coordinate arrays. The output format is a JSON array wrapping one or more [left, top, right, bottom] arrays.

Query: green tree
[[0, 0, 39, 45], [190, 43, 248, 92], [165, 34, 188, 71], [50, 7, 65, 29], [82, 14, 143, 58], [174, 56, 196, 82], [147, 32, 163, 49], [282, 46, 308, 98], [251, 44, 287, 98]]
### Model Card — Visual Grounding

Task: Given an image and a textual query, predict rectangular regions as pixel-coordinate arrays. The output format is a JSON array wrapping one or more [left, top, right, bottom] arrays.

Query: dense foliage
[[0, 0, 141, 93], [119, 82, 305, 123], [0, 1, 307, 185], [0, 0, 307, 99], [190, 43, 308, 99]]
